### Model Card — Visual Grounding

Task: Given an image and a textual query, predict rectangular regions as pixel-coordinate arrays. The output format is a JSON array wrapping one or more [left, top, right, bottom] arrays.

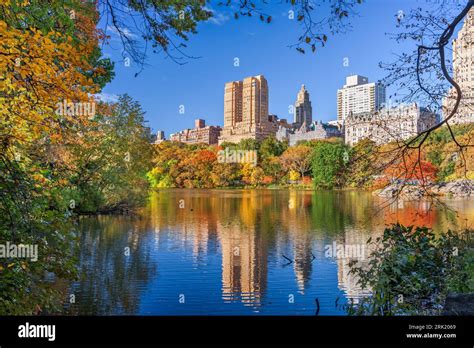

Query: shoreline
[[149, 179, 474, 198], [374, 179, 474, 199]]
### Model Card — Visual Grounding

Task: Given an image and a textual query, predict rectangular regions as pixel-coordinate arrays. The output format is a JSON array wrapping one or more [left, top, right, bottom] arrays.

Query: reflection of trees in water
[[334, 197, 474, 302], [70, 190, 472, 314], [67, 215, 157, 315], [148, 190, 472, 304], [309, 191, 375, 235], [376, 197, 474, 232]]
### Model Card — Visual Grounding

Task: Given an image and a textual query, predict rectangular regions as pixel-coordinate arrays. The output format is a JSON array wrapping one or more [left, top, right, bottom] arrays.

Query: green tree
[[346, 139, 378, 188], [311, 141, 348, 189], [259, 136, 288, 161], [348, 225, 473, 315], [67, 95, 154, 213]]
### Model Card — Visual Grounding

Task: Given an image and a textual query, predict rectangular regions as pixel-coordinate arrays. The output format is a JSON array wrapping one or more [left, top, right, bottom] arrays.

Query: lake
[[65, 189, 474, 315]]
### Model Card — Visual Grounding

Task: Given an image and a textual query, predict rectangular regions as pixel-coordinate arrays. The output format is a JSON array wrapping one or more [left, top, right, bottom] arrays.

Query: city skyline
[[160, 5, 473, 147], [99, 1, 459, 137]]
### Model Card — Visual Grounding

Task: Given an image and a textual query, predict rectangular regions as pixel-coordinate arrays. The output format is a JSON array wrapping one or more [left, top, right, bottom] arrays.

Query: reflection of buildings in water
[[149, 191, 270, 307], [189, 219, 218, 261], [183, 219, 220, 264], [336, 227, 375, 303], [287, 191, 316, 293], [337, 256, 371, 304], [219, 222, 268, 306], [293, 241, 313, 294]]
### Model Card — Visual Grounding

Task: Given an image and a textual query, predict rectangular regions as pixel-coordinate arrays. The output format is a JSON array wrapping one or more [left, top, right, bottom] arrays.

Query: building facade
[[442, 8, 474, 125], [170, 119, 221, 145], [154, 130, 166, 144], [294, 84, 312, 128], [277, 121, 342, 145], [289, 121, 342, 146], [219, 75, 278, 144], [345, 103, 437, 146], [337, 75, 386, 123]]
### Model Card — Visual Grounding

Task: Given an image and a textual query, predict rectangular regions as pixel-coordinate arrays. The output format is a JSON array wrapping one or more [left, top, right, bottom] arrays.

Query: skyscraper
[[219, 75, 277, 144], [337, 75, 386, 123], [443, 8, 473, 124], [294, 84, 312, 129], [224, 81, 243, 127]]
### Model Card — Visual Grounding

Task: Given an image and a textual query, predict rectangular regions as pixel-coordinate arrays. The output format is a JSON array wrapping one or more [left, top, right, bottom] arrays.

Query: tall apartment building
[[170, 118, 221, 145], [337, 75, 386, 123], [219, 75, 278, 144], [443, 8, 474, 124], [223, 81, 243, 127], [294, 84, 312, 128], [345, 103, 437, 146]]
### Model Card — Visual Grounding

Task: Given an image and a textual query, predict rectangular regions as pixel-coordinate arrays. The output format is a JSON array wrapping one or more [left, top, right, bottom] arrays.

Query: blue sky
[[98, 0, 448, 137]]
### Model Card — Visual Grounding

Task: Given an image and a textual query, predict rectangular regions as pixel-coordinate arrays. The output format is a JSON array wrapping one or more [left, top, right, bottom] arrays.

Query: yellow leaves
[[58, 178, 69, 186], [289, 170, 300, 181], [32, 173, 47, 183], [0, 262, 27, 271], [0, 18, 101, 147]]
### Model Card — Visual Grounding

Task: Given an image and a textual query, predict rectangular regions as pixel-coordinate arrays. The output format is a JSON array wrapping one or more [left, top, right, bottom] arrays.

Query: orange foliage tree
[[384, 151, 438, 184]]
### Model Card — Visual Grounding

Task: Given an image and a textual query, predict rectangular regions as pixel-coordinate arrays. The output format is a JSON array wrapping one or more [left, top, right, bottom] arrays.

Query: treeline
[[1, 1, 153, 314], [148, 124, 474, 190], [149, 137, 354, 189]]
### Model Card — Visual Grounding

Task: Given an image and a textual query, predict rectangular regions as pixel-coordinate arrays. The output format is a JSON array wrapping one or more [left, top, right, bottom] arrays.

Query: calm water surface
[[66, 189, 474, 315]]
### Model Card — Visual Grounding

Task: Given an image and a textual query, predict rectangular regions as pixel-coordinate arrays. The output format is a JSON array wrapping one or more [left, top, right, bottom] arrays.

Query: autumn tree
[[0, 0, 114, 314], [345, 139, 379, 188], [280, 144, 312, 180], [384, 151, 438, 185], [370, 0, 474, 197]]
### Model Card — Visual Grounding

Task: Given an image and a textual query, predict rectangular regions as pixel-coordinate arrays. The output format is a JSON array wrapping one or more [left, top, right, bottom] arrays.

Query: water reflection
[[66, 189, 474, 315]]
